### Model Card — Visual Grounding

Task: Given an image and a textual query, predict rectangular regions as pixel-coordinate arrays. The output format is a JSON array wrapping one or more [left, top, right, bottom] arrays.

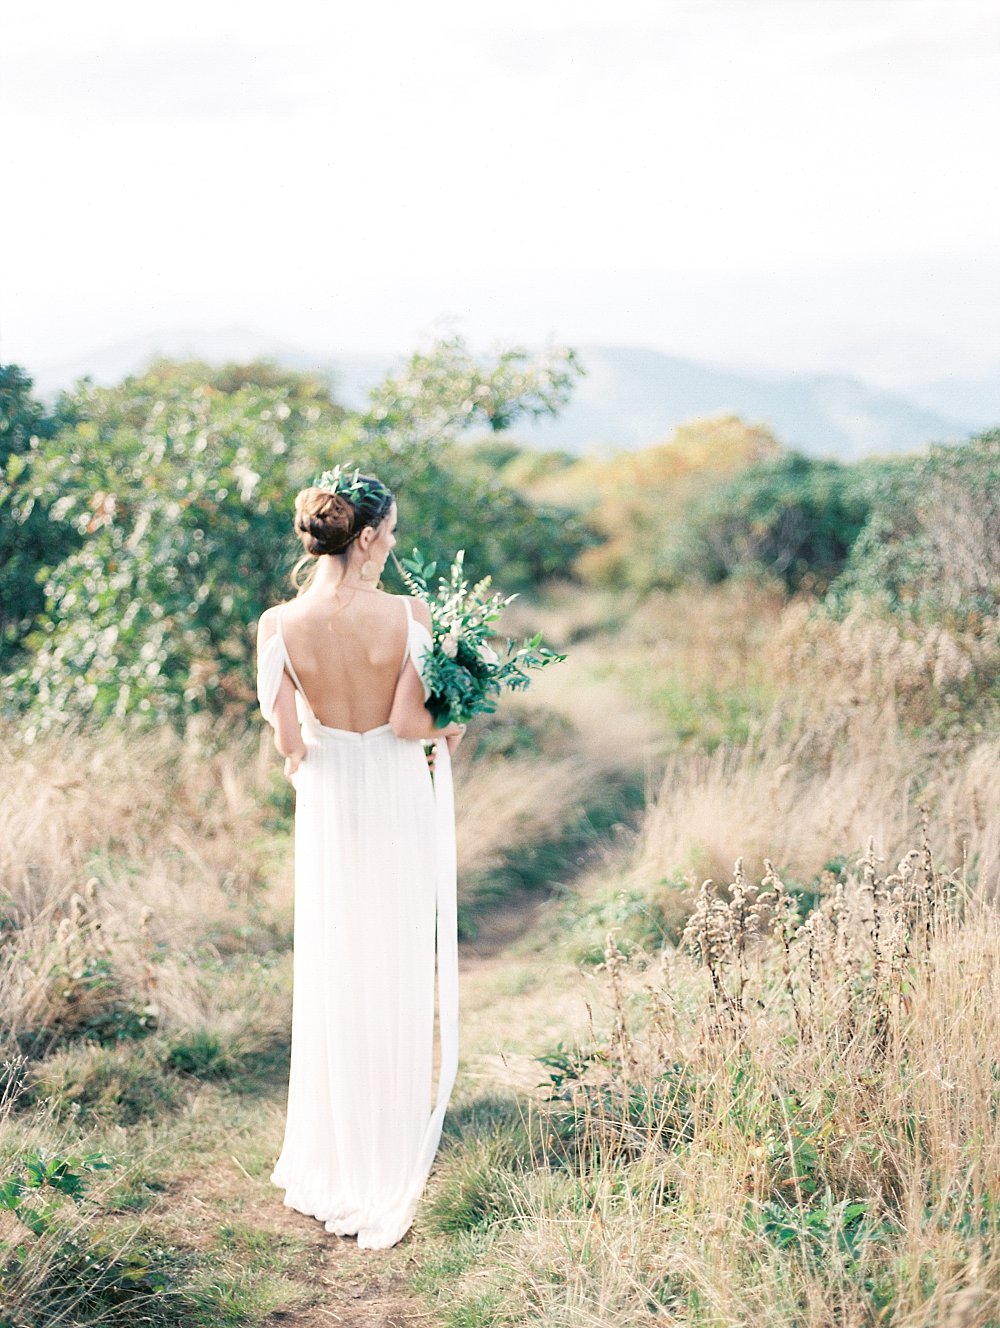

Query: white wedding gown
[[256, 595, 459, 1249]]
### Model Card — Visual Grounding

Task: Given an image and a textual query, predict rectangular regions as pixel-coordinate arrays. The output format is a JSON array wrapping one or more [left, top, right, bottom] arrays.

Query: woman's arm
[[389, 597, 464, 743], [389, 657, 464, 741], [256, 610, 307, 775]]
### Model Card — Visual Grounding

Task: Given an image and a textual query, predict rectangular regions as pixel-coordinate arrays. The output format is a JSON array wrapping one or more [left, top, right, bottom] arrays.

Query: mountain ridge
[[18, 327, 995, 461]]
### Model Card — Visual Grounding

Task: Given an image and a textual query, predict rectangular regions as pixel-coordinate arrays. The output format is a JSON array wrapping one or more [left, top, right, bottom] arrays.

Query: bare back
[[278, 590, 409, 732]]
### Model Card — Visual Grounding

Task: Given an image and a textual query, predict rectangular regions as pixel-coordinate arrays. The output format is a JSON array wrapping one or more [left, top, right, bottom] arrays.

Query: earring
[[360, 558, 379, 583]]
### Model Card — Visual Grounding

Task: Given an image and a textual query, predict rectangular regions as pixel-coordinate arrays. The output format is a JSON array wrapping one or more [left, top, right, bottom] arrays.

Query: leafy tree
[[353, 437, 593, 594], [358, 336, 582, 438], [8, 359, 345, 732], [461, 436, 579, 491], [4, 340, 587, 733], [0, 366, 76, 668], [339, 336, 593, 588]]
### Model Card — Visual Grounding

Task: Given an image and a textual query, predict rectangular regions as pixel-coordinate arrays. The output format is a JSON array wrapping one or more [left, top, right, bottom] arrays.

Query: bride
[[256, 469, 465, 1249]]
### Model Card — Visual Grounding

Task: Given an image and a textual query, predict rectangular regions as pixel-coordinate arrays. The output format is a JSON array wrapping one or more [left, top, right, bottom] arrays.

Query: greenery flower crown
[[311, 463, 394, 527]]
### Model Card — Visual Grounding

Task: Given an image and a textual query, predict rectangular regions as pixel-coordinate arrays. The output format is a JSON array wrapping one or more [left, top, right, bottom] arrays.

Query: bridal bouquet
[[392, 549, 566, 728]]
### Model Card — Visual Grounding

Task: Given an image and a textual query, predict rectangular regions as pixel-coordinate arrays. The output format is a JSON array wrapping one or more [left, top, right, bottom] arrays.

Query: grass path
[[138, 886, 597, 1327]]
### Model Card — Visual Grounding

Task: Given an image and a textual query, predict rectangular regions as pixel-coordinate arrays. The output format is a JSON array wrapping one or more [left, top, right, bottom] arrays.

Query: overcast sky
[[2, 0, 998, 388]]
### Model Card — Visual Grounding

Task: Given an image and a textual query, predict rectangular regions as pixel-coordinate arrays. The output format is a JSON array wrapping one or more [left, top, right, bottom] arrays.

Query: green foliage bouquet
[[393, 549, 566, 728]]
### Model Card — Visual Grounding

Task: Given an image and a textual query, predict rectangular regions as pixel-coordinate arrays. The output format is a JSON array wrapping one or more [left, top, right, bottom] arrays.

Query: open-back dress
[[256, 594, 458, 1250]]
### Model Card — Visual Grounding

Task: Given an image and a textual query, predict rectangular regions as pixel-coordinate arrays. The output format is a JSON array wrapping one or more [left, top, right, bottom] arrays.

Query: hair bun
[[294, 487, 356, 556]]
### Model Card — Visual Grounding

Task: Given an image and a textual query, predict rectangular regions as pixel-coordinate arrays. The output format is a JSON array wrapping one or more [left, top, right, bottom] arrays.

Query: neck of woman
[[310, 553, 379, 595]]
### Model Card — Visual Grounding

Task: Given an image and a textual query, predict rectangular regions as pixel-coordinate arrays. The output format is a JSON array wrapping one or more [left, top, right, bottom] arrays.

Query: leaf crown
[[311, 462, 394, 525]]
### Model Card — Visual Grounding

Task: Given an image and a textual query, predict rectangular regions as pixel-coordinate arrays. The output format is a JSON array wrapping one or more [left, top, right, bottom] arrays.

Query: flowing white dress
[[256, 595, 458, 1250]]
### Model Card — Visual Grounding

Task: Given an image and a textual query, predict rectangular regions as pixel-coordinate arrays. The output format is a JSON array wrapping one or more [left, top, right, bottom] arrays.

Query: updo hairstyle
[[293, 472, 395, 558]]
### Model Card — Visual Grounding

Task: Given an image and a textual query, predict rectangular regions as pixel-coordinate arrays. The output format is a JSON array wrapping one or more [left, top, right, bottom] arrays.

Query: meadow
[[3, 572, 1000, 1327], [2, 353, 999, 1325]]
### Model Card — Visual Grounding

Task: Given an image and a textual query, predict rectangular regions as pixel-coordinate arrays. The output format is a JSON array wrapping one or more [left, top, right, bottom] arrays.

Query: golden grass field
[[3, 581, 1000, 1327]]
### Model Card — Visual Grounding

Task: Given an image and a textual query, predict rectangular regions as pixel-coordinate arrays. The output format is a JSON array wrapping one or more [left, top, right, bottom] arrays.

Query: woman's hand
[[284, 746, 306, 783], [425, 723, 466, 771], [444, 721, 466, 756]]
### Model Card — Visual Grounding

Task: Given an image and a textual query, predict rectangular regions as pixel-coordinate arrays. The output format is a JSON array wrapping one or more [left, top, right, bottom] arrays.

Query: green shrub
[[667, 451, 882, 592], [0, 1147, 112, 1236], [561, 885, 679, 966], [0, 1149, 193, 1325], [561, 414, 784, 590], [23, 1041, 181, 1124], [6, 359, 344, 733], [536, 1051, 696, 1170], [829, 427, 1000, 622], [163, 1030, 237, 1081]]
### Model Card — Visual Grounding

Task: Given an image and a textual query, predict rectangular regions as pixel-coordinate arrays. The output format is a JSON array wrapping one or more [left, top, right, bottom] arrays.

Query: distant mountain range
[[22, 326, 998, 462]]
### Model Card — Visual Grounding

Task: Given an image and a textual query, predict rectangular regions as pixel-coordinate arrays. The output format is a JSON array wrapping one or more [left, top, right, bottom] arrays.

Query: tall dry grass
[[775, 598, 1000, 727], [444, 839, 1000, 1326], [0, 723, 294, 1081], [636, 705, 1000, 899], [0, 705, 605, 1072], [632, 596, 1000, 904], [413, 587, 1000, 1325], [0, 723, 284, 940], [456, 754, 597, 884]]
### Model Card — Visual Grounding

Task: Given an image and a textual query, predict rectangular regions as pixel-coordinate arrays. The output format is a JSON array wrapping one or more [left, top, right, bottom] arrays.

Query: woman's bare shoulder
[[403, 594, 432, 631], [380, 590, 425, 615]]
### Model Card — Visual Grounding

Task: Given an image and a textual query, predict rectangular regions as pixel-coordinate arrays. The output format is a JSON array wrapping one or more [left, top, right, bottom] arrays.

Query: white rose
[[441, 632, 459, 659], [476, 642, 499, 665]]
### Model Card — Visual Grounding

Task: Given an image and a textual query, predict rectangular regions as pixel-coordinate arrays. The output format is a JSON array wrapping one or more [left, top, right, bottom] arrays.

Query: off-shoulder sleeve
[[256, 632, 284, 726], [409, 622, 433, 704]]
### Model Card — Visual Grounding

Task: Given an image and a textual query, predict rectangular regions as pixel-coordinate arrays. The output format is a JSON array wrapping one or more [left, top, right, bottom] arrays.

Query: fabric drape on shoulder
[[256, 632, 285, 726]]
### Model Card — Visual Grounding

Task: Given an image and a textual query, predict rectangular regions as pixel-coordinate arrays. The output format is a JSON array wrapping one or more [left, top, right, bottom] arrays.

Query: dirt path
[[171, 887, 552, 1328], [459, 884, 551, 964], [220, 884, 584, 1327], [257, 1221, 429, 1328], [168, 1130, 434, 1328]]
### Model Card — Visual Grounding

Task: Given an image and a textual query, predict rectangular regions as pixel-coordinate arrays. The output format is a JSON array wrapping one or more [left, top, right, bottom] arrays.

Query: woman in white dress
[[255, 472, 465, 1250]]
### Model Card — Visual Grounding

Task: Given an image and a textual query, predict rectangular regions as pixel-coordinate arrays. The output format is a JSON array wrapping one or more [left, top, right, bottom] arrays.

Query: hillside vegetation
[[2, 351, 999, 1326]]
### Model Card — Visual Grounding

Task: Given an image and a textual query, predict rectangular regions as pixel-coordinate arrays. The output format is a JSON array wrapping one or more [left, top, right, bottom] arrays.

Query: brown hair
[[290, 471, 396, 592], [293, 487, 358, 556]]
